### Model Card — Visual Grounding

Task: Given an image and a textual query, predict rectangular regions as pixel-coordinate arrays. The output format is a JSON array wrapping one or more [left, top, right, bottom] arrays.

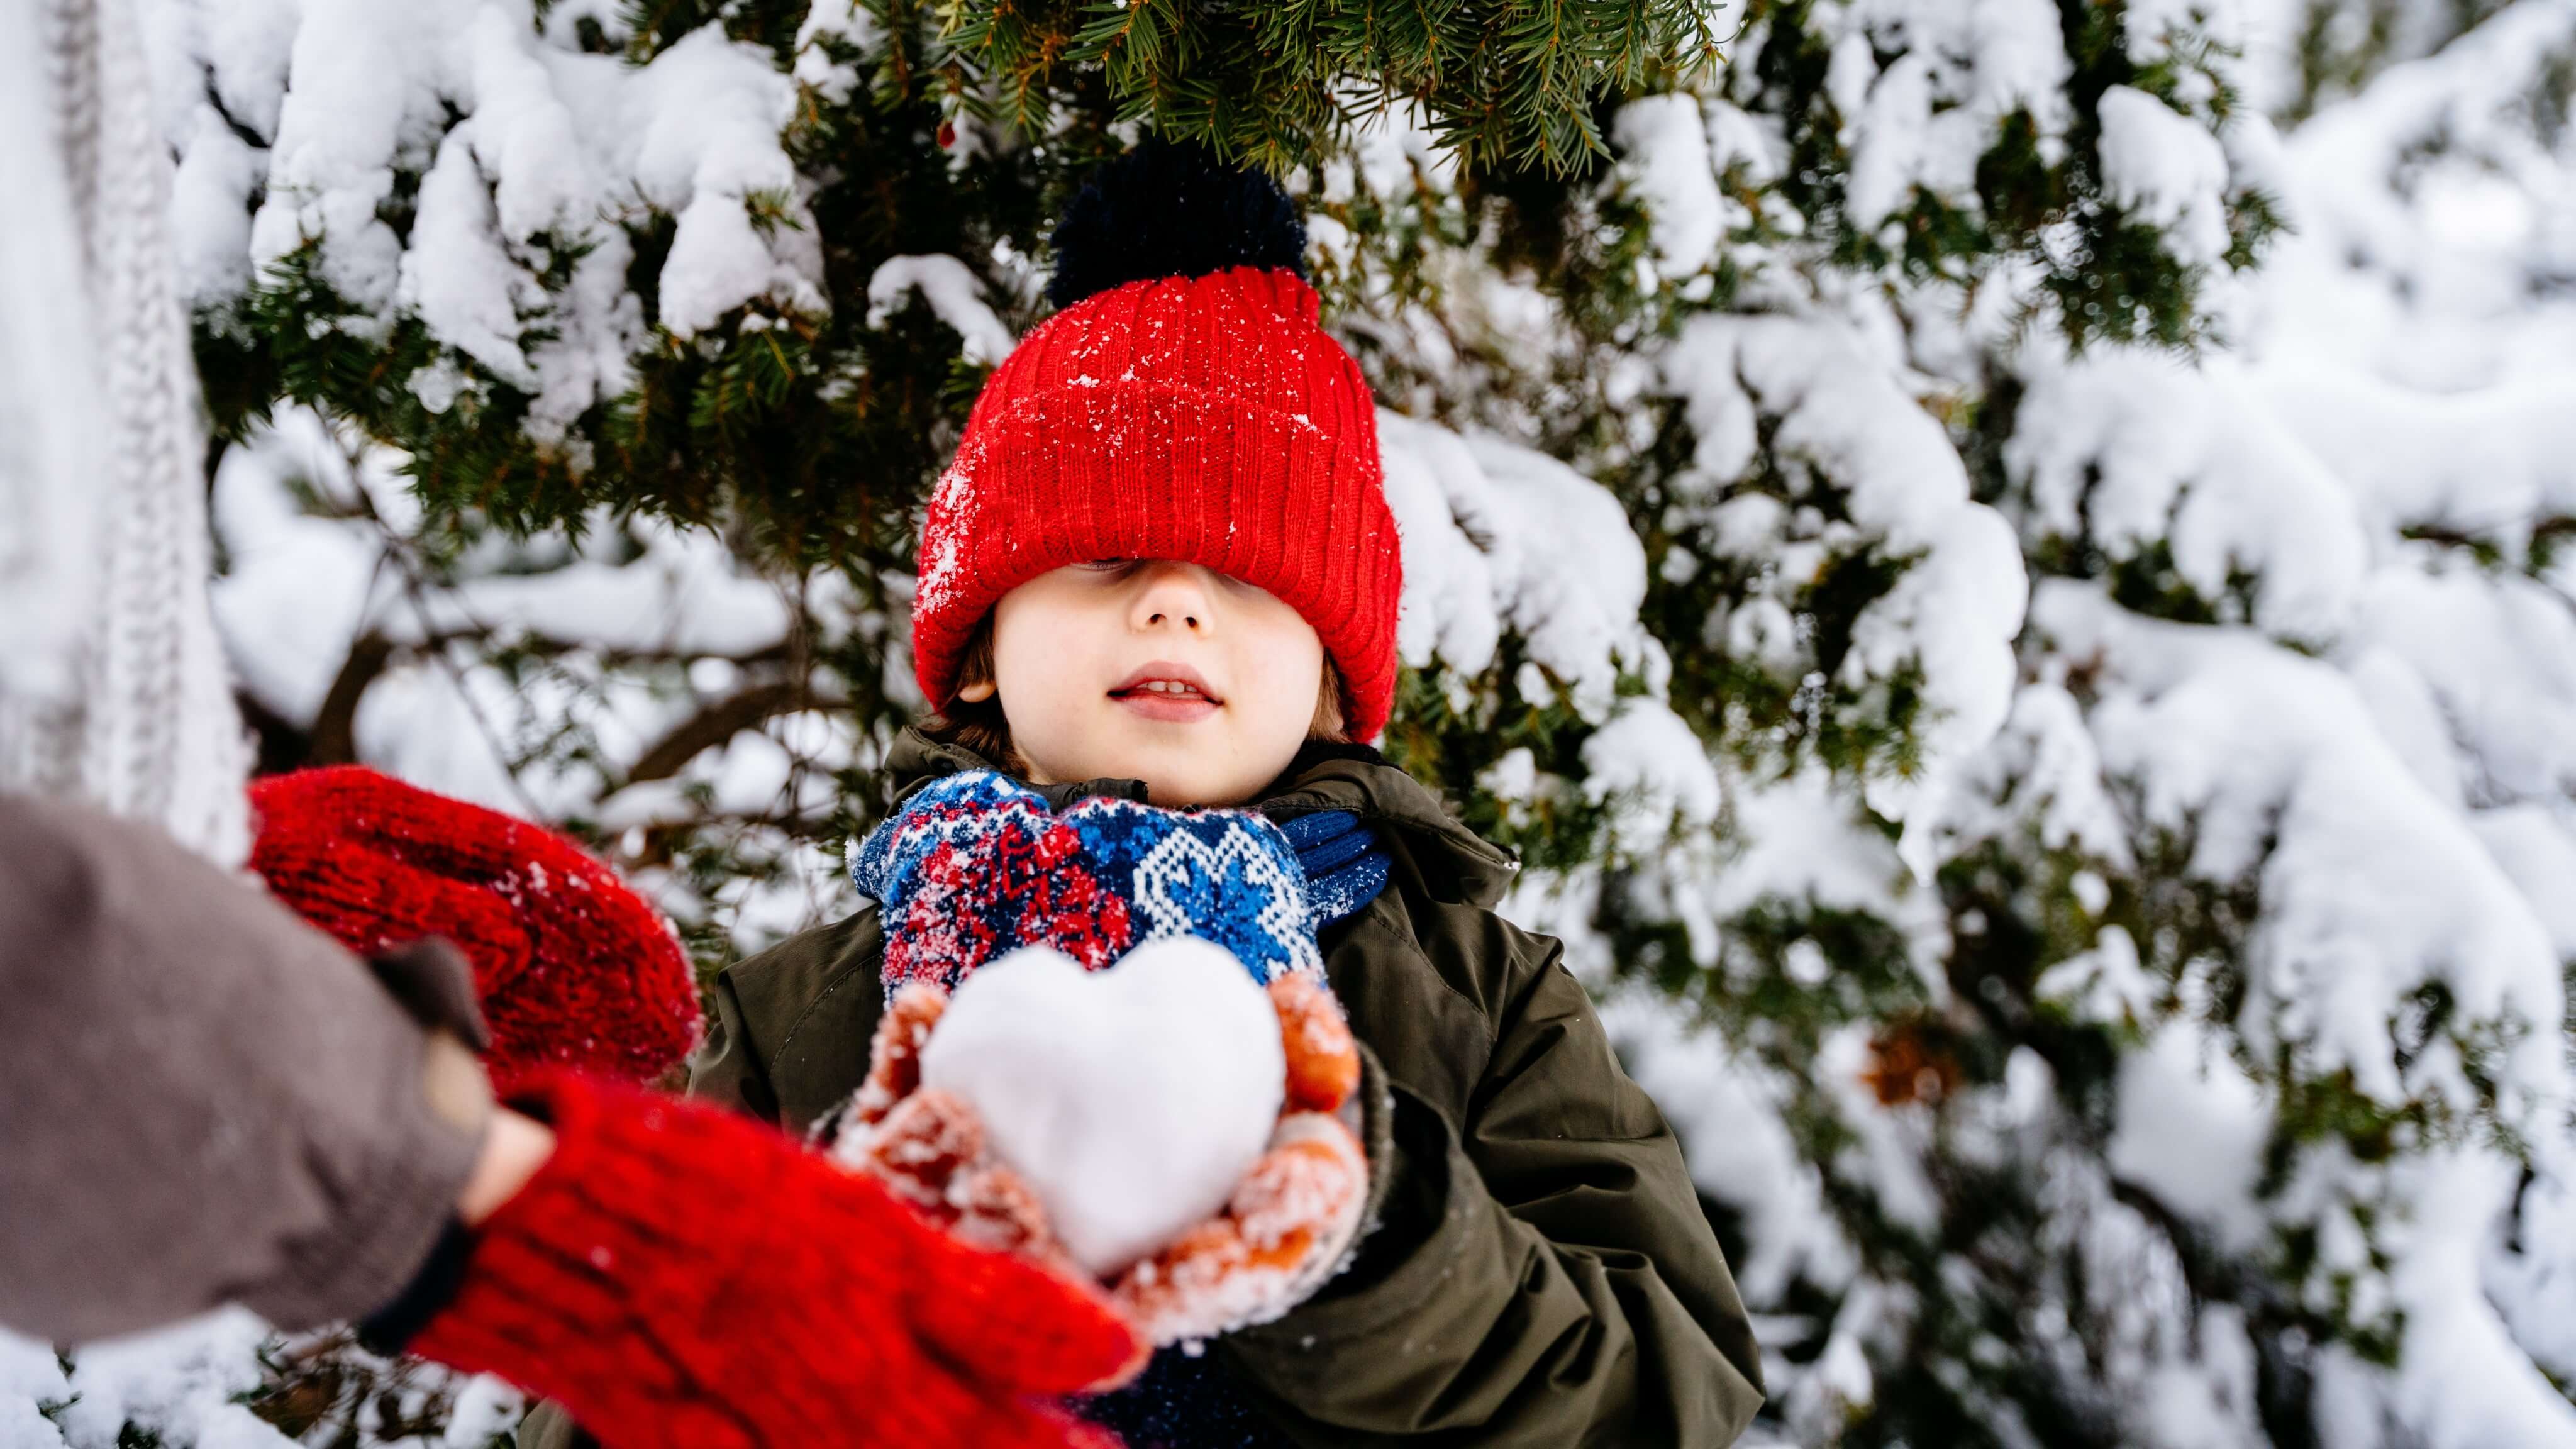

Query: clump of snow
[[2109, 1022, 2272, 1253], [1922, 681, 2134, 867], [401, 123, 541, 391], [1711, 769, 1933, 938], [1377, 413, 1502, 681], [0, 1330, 70, 1448], [1658, 313, 2027, 840], [2253, 371, 2576, 560], [1583, 699, 1724, 846], [168, 108, 259, 311], [1824, 0, 2074, 231], [1611, 94, 1723, 281], [2006, 347, 2367, 643], [2096, 86, 2234, 265], [866, 255, 1016, 367], [918, 940, 1286, 1277], [1377, 411, 1652, 720], [2472, 807, 2576, 960], [791, 0, 886, 103], [2346, 565, 2576, 808], [2040, 580, 2563, 1114], [43, 1311, 294, 1449], [625, 28, 824, 338], [2386, 1148, 2576, 1449]]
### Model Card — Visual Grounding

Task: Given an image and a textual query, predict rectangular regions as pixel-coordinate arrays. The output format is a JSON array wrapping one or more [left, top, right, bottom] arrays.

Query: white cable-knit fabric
[[0, 0, 249, 865]]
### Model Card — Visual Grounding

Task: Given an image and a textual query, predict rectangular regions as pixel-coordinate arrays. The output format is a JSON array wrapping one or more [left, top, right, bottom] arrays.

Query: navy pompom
[[1047, 136, 1309, 310]]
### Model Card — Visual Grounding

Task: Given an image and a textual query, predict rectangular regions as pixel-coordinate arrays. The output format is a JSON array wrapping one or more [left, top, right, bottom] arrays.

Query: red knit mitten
[[247, 767, 701, 1090], [410, 1073, 1146, 1449]]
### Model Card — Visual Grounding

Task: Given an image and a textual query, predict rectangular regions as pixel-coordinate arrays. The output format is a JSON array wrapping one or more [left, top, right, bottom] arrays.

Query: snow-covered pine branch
[[11, 0, 2576, 1443]]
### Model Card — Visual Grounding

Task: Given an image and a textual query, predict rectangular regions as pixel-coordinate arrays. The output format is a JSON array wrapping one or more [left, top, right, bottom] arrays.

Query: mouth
[[1109, 662, 1223, 721]]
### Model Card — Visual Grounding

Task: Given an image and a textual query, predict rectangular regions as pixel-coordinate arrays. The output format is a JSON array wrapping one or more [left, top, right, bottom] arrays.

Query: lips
[[1109, 662, 1223, 721], [1109, 662, 1223, 704]]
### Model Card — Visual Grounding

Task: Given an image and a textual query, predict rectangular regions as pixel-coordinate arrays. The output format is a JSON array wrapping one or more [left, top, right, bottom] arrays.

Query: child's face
[[982, 559, 1325, 806]]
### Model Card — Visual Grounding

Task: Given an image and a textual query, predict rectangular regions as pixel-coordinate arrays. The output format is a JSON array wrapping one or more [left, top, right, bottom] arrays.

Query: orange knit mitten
[[830, 970, 1370, 1345]]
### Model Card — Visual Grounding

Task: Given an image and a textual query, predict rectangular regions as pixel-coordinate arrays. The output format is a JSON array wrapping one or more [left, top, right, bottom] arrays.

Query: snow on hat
[[909, 137, 1403, 742]]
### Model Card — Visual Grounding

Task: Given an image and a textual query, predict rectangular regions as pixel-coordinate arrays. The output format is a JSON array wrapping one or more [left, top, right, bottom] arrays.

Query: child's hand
[[834, 983, 1067, 1260], [833, 969, 1372, 1345], [1108, 972, 1370, 1344]]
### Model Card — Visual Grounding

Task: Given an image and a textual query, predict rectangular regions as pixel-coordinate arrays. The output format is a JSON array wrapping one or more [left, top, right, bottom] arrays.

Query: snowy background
[[10, 0, 2576, 1443]]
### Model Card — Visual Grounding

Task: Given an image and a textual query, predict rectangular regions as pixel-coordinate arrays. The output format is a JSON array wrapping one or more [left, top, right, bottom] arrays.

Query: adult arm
[[0, 791, 489, 1343], [517, 911, 889, 1449]]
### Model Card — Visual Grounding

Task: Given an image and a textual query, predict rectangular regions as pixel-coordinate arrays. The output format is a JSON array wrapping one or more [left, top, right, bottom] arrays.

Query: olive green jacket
[[527, 732, 1762, 1447]]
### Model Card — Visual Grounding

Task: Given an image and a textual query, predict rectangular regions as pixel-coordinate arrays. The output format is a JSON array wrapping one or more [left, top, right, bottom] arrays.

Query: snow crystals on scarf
[[848, 770, 1387, 996]]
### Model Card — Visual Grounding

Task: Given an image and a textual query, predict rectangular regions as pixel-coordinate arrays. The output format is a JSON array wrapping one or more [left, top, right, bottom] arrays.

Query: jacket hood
[[880, 726, 1519, 909]]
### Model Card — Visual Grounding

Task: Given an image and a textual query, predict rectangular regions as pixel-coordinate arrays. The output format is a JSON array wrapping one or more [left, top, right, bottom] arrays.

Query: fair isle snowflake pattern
[[849, 770, 1325, 995], [1131, 828, 1315, 977]]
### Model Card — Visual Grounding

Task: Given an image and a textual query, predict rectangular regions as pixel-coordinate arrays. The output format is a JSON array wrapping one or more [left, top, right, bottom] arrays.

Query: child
[[524, 140, 1765, 1448]]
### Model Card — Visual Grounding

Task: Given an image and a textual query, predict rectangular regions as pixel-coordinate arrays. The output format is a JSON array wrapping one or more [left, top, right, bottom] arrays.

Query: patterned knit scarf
[[848, 770, 1388, 997]]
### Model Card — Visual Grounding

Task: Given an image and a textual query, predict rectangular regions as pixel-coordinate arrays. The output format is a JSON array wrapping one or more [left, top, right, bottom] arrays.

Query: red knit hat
[[911, 143, 1402, 742]]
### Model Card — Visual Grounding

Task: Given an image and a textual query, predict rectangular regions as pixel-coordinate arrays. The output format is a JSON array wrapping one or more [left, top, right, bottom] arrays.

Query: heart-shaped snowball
[[919, 938, 1287, 1276]]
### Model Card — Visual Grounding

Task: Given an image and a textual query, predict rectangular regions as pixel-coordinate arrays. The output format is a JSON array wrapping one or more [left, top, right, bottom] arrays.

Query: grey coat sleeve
[[0, 791, 491, 1344]]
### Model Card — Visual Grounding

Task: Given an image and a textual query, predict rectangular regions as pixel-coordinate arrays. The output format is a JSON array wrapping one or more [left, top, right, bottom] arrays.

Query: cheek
[[990, 594, 1105, 721], [989, 626, 1092, 716], [1238, 626, 1325, 734]]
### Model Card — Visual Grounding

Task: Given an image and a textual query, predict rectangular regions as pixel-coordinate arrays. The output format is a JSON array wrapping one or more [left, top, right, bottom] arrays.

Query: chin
[[1051, 720, 1273, 808], [1143, 758, 1271, 809], [1140, 777, 1223, 808], [1123, 757, 1213, 806]]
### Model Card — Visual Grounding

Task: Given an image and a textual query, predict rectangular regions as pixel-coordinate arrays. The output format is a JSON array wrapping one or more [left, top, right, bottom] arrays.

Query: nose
[[1129, 560, 1218, 636]]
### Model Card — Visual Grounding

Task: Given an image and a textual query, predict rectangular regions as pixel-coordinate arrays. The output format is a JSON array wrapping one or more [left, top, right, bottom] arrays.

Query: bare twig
[[626, 679, 848, 784]]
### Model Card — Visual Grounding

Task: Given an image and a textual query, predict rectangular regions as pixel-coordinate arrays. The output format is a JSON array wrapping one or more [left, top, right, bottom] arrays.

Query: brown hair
[[918, 616, 1351, 774]]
